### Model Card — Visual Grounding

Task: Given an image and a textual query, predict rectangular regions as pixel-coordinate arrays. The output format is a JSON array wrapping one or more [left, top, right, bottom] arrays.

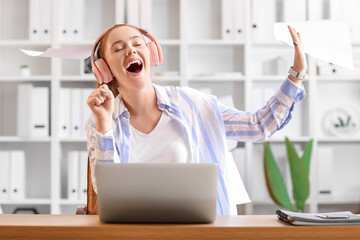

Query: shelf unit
[[0, 0, 359, 215]]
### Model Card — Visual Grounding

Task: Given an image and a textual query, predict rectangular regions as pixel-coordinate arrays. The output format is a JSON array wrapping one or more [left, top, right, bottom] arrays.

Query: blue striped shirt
[[86, 78, 306, 215]]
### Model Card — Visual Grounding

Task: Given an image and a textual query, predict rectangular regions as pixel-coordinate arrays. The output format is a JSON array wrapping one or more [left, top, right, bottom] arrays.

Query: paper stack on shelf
[[0, 151, 26, 201], [67, 151, 88, 201], [17, 84, 49, 137]]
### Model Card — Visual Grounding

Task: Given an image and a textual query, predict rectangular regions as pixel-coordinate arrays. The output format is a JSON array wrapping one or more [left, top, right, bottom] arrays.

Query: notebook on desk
[[277, 209, 360, 226], [95, 163, 218, 223]]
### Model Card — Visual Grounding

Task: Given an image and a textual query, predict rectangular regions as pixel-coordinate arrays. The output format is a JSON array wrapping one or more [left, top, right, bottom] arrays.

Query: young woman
[[86, 24, 307, 215]]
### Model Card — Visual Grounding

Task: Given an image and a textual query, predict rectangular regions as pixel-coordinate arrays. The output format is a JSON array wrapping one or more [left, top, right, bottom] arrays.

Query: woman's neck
[[121, 84, 159, 117]]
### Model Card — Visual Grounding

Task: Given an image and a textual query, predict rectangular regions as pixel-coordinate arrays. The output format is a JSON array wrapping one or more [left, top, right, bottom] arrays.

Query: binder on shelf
[[233, 0, 246, 41], [318, 147, 333, 201], [0, 83, 2, 135], [140, 0, 152, 32], [31, 87, 49, 137], [29, 0, 40, 41], [0, 151, 10, 201], [68, 151, 79, 200], [10, 151, 26, 200], [59, 88, 70, 138], [40, 0, 51, 41], [81, 89, 93, 139], [70, 0, 84, 41], [116, 0, 126, 24], [17, 84, 33, 137], [126, 0, 140, 26], [251, 0, 277, 42], [317, 62, 337, 75], [70, 88, 82, 138], [59, 0, 72, 41], [221, 0, 233, 40], [79, 151, 88, 202]]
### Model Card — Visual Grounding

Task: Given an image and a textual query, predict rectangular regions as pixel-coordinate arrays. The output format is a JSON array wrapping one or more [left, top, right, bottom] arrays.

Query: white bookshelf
[[0, 0, 359, 215]]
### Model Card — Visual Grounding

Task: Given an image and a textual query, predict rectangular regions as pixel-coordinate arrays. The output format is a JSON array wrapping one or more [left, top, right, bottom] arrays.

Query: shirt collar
[[112, 84, 174, 120]]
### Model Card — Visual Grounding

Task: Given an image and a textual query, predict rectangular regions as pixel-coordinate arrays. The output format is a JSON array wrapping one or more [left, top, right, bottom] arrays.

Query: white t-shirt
[[130, 111, 190, 163]]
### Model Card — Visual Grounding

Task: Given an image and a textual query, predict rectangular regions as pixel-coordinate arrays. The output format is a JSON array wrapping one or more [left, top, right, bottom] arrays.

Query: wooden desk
[[0, 214, 359, 240]]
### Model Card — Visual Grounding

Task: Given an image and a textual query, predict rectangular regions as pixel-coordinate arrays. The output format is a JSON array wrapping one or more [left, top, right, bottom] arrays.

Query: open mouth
[[126, 59, 143, 74]]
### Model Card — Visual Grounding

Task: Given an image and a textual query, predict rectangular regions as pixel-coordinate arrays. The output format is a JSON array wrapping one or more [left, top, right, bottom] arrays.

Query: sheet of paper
[[20, 46, 92, 60], [274, 20, 353, 69]]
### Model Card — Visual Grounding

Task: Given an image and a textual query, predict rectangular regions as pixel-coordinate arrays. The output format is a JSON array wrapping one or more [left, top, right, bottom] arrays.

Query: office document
[[274, 20, 353, 69]]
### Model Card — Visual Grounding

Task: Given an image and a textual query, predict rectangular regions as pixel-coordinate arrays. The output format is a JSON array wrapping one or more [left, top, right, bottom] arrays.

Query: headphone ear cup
[[94, 58, 113, 83], [147, 42, 161, 67]]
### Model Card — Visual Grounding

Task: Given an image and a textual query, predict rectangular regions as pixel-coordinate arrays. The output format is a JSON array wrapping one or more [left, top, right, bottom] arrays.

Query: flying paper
[[20, 46, 92, 60], [274, 20, 353, 69]]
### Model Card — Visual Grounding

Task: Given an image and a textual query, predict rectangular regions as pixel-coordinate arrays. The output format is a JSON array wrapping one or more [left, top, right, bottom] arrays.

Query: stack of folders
[[17, 84, 49, 137], [67, 151, 88, 202], [277, 209, 360, 226], [59, 88, 93, 139], [0, 151, 26, 201]]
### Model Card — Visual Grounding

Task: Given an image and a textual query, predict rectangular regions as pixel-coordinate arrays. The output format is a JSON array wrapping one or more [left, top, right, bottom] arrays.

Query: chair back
[[86, 156, 98, 215]]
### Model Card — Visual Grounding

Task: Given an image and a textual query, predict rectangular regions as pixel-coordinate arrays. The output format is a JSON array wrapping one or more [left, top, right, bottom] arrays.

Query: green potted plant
[[264, 137, 313, 212]]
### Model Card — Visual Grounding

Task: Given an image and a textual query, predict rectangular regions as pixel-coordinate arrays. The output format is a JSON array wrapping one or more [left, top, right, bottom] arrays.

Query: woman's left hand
[[288, 25, 307, 82]]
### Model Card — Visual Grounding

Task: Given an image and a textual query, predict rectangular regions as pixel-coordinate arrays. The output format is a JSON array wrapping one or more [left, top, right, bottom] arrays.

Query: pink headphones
[[91, 24, 163, 84]]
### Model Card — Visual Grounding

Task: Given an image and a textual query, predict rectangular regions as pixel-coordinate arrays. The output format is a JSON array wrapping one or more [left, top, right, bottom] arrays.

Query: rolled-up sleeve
[[220, 77, 306, 142], [86, 114, 116, 193]]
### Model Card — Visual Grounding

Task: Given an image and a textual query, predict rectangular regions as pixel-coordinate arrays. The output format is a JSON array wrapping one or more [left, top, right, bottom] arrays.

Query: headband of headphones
[[91, 24, 163, 84]]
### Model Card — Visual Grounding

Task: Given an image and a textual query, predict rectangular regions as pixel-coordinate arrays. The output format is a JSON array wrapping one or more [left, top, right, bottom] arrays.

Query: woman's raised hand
[[87, 84, 114, 133], [288, 25, 307, 82]]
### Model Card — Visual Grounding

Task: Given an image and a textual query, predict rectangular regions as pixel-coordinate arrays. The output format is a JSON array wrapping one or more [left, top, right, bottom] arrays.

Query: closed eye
[[114, 48, 124, 52]]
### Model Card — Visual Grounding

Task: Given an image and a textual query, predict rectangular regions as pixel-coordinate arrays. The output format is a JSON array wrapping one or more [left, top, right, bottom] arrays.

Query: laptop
[[95, 163, 218, 223]]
